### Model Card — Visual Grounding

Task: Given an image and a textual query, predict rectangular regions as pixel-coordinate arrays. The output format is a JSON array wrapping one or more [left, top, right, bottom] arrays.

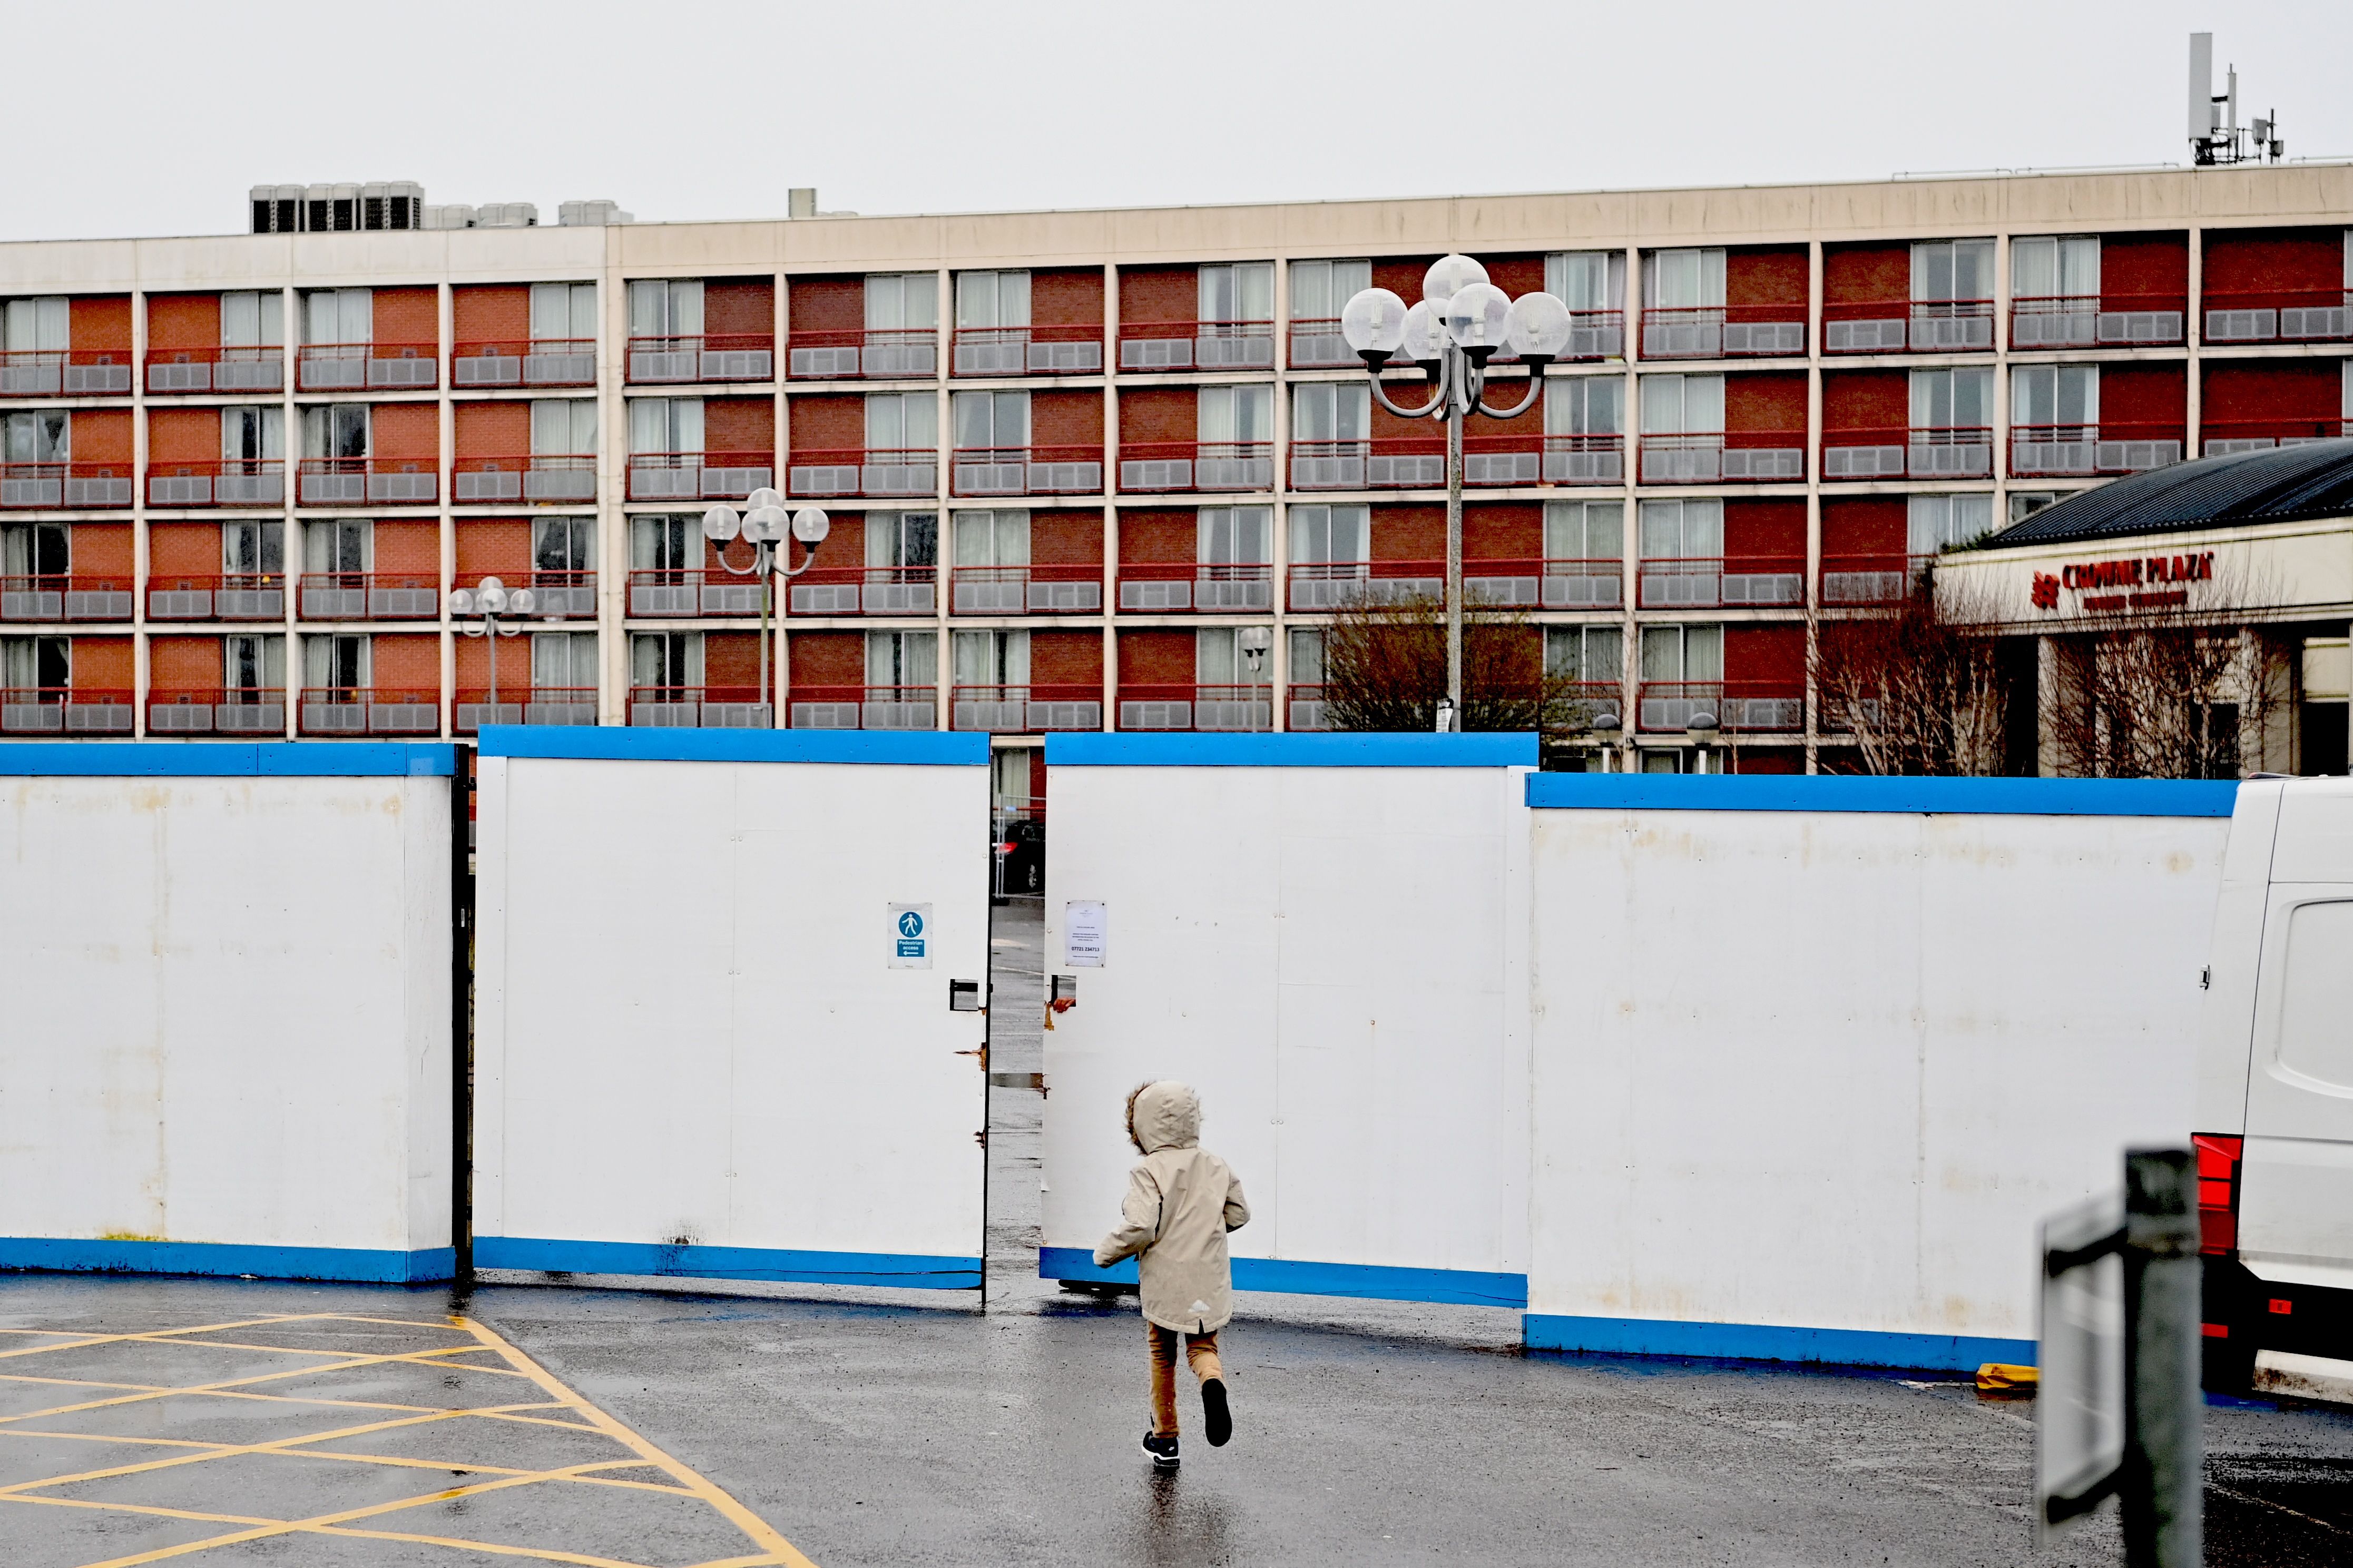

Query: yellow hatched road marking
[[0, 1311, 811, 1568]]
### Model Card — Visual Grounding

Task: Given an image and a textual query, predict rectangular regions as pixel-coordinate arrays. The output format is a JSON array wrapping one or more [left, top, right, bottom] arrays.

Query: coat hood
[[1126, 1080, 1201, 1154]]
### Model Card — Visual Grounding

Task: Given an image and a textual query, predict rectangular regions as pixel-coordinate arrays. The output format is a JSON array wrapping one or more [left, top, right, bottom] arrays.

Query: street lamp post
[[702, 488, 831, 726], [1341, 257, 1575, 729], [448, 575, 536, 721]]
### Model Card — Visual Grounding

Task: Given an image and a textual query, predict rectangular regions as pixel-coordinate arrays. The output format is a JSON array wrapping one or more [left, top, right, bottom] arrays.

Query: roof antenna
[[2188, 33, 2285, 166]]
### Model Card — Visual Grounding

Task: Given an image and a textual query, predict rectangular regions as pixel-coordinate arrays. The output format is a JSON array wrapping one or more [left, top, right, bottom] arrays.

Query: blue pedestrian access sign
[[888, 903, 933, 969]]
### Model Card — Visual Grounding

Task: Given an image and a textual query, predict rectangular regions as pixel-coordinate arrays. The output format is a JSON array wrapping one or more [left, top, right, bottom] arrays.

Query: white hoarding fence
[[1039, 732, 1537, 1307], [0, 742, 458, 1281], [471, 727, 993, 1289], [1522, 774, 2236, 1369]]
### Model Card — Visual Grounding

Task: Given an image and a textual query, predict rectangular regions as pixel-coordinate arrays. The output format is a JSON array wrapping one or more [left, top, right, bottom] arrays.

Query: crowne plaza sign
[[2030, 551, 2215, 613]]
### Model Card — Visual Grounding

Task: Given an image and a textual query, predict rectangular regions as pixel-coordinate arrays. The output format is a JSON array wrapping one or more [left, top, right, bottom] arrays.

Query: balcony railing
[[1117, 319, 1276, 373], [1639, 431, 1805, 484], [1639, 305, 1806, 359], [1818, 555, 1930, 606], [2203, 289, 2353, 344], [787, 328, 938, 380], [2, 687, 133, 734], [2, 575, 134, 622], [626, 684, 773, 729], [146, 458, 286, 508], [1467, 557, 1624, 610], [298, 572, 440, 620], [1287, 682, 1330, 731], [1286, 435, 1623, 491], [296, 342, 439, 392], [453, 454, 597, 504], [2011, 423, 2182, 478], [1116, 561, 1271, 613], [626, 451, 776, 502], [1285, 560, 1441, 612], [625, 333, 776, 383], [787, 447, 935, 499], [299, 687, 441, 736], [950, 447, 1102, 497], [783, 684, 936, 732], [953, 324, 1104, 377], [1821, 299, 1995, 354], [1117, 683, 1273, 732], [461, 569, 596, 619], [949, 683, 1104, 733], [1116, 441, 1274, 494], [146, 574, 288, 620], [1637, 556, 1806, 609], [1291, 309, 1624, 368], [1636, 681, 1802, 733], [1, 462, 133, 509], [777, 565, 937, 617], [297, 458, 438, 506], [621, 567, 797, 617], [2201, 416, 2353, 457], [144, 346, 284, 395], [949, 563, 1103, 614], [455, 686, 599, 732], [450, 338, 596, 388], [1819, 426, 1994, 481], [2009, 294, 2188, 349], [0, 349, 132, 397], [147, 688, 287, 736], [1542, 432, 1626, 486]]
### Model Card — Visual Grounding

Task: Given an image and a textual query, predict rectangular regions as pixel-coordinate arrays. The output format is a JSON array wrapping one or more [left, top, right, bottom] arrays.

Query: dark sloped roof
[[1993, 439, 2353, 547]]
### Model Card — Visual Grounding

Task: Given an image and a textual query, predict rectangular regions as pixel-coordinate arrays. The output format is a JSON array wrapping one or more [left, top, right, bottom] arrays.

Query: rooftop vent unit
[[476, 202, 540, 229], [559, 199, 634, 226], [421, 204, 477, 231], [250, 181, 424, 234]]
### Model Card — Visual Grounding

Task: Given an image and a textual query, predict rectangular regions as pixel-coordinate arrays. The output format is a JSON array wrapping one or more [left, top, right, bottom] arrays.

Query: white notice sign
[[1065, 901, 1107, 967], [889, 903, 934, 969]]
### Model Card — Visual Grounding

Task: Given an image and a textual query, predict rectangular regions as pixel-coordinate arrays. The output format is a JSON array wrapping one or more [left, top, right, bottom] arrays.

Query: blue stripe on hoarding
[[0, 743, 455, 778], [0, 1238, 455, 1283], [1524, 773, 2238, 818], [474, 1237, 983, 1289], [1523, 1313, 2037, 1372], [1045, 733, 1538, 768], [477, 726, 988, 766], [1038, 1246, 1528, 1308]]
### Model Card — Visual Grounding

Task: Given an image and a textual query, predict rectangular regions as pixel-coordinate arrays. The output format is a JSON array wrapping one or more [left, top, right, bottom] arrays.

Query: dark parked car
[[993, 816, 1044, 900]]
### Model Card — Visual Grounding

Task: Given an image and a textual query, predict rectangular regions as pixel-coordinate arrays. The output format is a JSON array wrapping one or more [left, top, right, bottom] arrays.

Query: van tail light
[[2193, 1133, 2242, 1257]]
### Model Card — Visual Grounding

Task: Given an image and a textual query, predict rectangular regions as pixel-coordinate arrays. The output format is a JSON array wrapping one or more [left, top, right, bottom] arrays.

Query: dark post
[[449, 745, 476, 1284], [2121, 1148, 2201, 1566]]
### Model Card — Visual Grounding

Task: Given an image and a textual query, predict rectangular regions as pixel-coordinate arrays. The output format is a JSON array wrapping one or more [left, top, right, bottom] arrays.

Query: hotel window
[[1907, 495, 1996, 557], [304, 633, 369, 697], [1199, 506, 1271, 566], [1288, 626, 1324, 684], [1640, 374, 1723, 436], [1546, 376, 1623, 437], [221, 291, 285, 350], [1544, 499, 1623, 563], [628, 280, 703, 340], [1913, 240, 1994, 304], [305, 518, 371, 576], [1546, 625, 1622, 685], [867, 510, 939, 571], [301, 289, 371, 346], [866, 629, 937, 689], [629, 398, 703, 456], [1548, 252, 1625, 313], [953, 390, 1028, 452], [3, 297, 67, 354], [225, 634, 284, 694], [1288, 504, 1367, 565], [2, 520, 66, 577], [953, 628, 1028, 688], [867, 391, 937, 452], [530, 282, 596, 341], [867, 273, 938, 333], [1639, 498, 1722, 561], [631, 515, 696, 574], [954, 509, 1028, 569], [2012, 364, 2098, 429], [532, 399, 598, 456], [2012, 236, 2100, 302], [1290, 260, 1370, 323], [1199, 384, 1272, 444], [223, 405, 282, 463], [1292, 383, 1368, 443], [4, 410, 67, 464], [1197, 626, 1272, 686], [631, 632, 701, 691], [1640, 623, 1722, 684], [532, 630, 597, 691], [1644, 249, 1724, 310], [223, 519, 282, 576], [1199, 263, 1272, 325], [301, 405, 368, 459], [534, 516, 594, 575], [1910, 367, 1993, 432], [955, 271, 1030, 332]]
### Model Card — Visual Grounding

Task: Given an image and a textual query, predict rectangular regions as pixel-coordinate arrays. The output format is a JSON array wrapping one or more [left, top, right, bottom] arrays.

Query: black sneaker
[[1202, 1378, 1232, 1447], [1142, 1433, 1180, 1470]]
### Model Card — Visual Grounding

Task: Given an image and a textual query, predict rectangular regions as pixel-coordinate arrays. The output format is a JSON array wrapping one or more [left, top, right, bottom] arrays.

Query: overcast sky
[[9, 0, 2349, 242]]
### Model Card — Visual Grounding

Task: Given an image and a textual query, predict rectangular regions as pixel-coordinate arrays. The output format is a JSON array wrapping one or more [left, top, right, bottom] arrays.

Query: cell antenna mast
[[2188, 33, 2285, 166]]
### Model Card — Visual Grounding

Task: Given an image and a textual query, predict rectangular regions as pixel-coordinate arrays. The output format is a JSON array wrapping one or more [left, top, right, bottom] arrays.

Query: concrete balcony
[[1, 688, 133, 734], [626, 451, 775, 502], [1637, 681, 1802, 734], [1637, 557, 1806, 610], [1638, 432, 1805, 484], [1119, 320, 1275, 373], [787, 448, 936, 500], [778, 566, 938, 618], [1820, 427, 1993, 481], [1640, 306, 1805, 359], [146, 575, 288, 621], [0, 464, 134, 510], [297, 459, 437, 506], [297, 342, 439, 392], [453, 455, 597, 504], [147, 688, 287, 736], [0, 351, 132, 397], [451, 338, 597, 388], [1116, 563, 1271, 613], [146, 459, 285, 508], [784, 685, 936, 732], [2, 575, 134, 622], [1117, 683, 1272, 733], [455, 686, 599, 732], [788, 328, 938, 380], [298, 688, 442, 736], [950, 447, 1102, 498], [948, 684, 1104, 733], [625, 334, 774, 383], [949, 564, 1102, 615], [1822, 300, 1994, 354], [2010, 294, 2187, 349], [144, 346, 284, 395], [297, 573, 440, 621], [1116, 441, 1273, 495], [2011, 423, 2182, 478]]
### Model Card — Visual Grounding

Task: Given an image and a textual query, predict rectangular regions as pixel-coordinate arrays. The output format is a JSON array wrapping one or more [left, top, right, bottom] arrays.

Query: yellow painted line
[[456, 1316, 816, 1568], [0, 1313, 359, 1362], [0, 1344, 534, 1428]]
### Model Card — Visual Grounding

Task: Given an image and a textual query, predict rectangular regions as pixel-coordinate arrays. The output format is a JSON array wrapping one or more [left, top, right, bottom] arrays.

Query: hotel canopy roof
[[1995, 440, 2353, 548]]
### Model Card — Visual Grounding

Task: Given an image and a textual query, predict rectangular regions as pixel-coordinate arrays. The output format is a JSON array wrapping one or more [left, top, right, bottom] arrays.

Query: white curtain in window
[[1544, 500, 1623, 561], [224, 634, 285, 692], [1288, 627, 1325, 683], [533, 515, 594, 573], [1911, 241, 1995, 303], [303, 289, 371, 346], [532, 400, 598, 455], [953, 629, 1029, 686], [955, 271, 1030, 330], [866, 511, 939, 569], [865, 630, 937, 688], [629, 280, 702, 338], [220, 292, 284, 349], [1906, 495, 1996, 557], [629, 398, 702, 455], [953, 390, 1028, 450], [1289, 260, 1370, 322], [631, 515, 692, 571], [1547, 252, 1624, 312], [2012, 364, 2098, 427], [1546, 376, 1623, 436], [1199, 263, 1272, 324], [865, 392, 938, 451], [303, 633, 371, 691], [222, 520, 282, 575], [867, 274, 939, 331], [1640, 624, 1721, 682], [221, 406, 283, 461], [1547, 625, 1621, 683], [1199, 507, 1271, 565], [2012, 237, 2100, 300], [1639, 498, 1722, 560], [1909, 367, 1993, 431], [1198, 385, 1272, 443], [532, 631, 597, 689], [300, 405, 368, 459], [1287, 504, 1367, 563], [1640, 374, 1722, 435], [5, 411, 68, 462], [3, 297, 68, 353], [1644, 249, 1724, 310], [1291, 383, 1368, 442], [530, 282, 596, 340], [954, 509, 1029, 567], [305, 518, 372, 574]]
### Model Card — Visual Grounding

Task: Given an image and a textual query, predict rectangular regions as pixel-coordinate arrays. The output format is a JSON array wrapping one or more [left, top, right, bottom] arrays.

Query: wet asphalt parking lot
[[3, 895, 2350, 1565]]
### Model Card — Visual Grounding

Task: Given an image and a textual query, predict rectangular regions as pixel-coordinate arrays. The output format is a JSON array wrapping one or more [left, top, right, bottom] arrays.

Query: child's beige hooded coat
[[1093, 1081, 1251, 1333]]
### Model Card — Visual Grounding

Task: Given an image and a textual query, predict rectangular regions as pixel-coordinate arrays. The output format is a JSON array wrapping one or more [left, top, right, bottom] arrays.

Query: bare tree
[[1321, 590, 1594, 734], [1810, 574, 2011, 776]]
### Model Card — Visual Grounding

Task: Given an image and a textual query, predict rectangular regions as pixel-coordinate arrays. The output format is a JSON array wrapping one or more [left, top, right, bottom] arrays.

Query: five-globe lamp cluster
[[1340, 255, 1575, 369]]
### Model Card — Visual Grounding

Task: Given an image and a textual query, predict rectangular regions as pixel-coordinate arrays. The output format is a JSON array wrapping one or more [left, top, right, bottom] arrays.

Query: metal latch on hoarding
[[949, 978, 984, 1013]]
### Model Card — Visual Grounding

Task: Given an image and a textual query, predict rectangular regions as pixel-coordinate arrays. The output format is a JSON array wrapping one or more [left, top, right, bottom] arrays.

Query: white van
[[2197, 777, 2353, 1389]]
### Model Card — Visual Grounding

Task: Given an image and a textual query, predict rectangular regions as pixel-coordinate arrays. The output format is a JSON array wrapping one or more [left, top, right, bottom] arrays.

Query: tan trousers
[[1148, 1322, 1224, 1437]]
